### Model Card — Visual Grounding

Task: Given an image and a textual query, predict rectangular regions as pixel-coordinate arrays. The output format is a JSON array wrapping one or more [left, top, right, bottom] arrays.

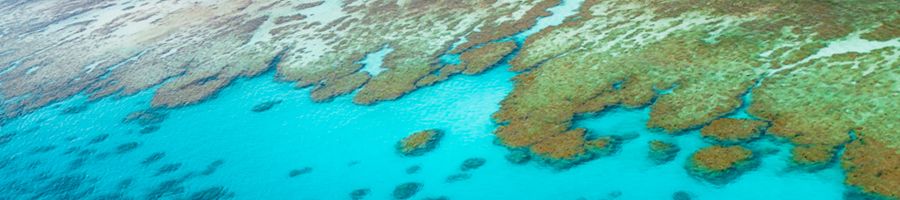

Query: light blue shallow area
[[0, 0, 850, 199]]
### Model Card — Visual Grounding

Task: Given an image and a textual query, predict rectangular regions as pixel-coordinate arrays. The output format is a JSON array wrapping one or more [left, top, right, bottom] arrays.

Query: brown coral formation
[[396, 129, 443, 156], [458, 41, 518, 75], [699, 118, 768, 145], [0, 0, 560, 122], [686, 145, 756, 184], [842, 136, 900, 199], [492, 2, 898, 192]]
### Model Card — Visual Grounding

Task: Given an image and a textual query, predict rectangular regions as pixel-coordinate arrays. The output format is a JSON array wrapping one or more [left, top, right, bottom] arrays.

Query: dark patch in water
[[0, 133, 15, 146], [422, 196, 449, 200], [117, 178, 134, 190], [91, 193, 131, 200], [505, 150, 531, 164], [88, 134, 110, 145], [188, 186, 235, 200], [405, 165, 420, 174], [155, 163, 182, 176], [603, 190, 622, 200], [146, 174, 194, 200], [200, 160, 225, 176], [69, 158, 87, 170], [460, 158, 486, 171], [115, 142, 140, 154], [288, 167, 313, 177], [673, 191, 692, 200], [142, 152, 166, 165], [392, 182, 422, 200], [123, 109, 168, 126], [32, 174, 96, 200], [63, 147, 81, 155], [445, 173, 471, 183], [350, 188, 370, 200], [61, 104, 88, 115], [0, 156, 15, 170], [251, 100, 282, 112], [79, 149, 98, 157], [30, 145, 58, 154], [347, 160, 360, 166], [139, 125, 160, 134]]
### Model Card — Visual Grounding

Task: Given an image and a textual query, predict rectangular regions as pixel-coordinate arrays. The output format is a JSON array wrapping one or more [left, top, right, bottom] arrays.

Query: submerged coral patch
[[685, 145, 757, 185], [251, 100, 282, 112], [288, 167, 313, 178], [648, 140, 680, 165], [350, 188, 370, 200], [397, 129, 443, 156], [392, 182, 422, 200], [460, 158, 486, 171]]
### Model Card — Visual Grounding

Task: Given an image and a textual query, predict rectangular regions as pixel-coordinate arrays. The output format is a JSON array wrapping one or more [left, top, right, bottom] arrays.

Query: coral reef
[[673, 191, 692, 200], [460, 158, 486, 171], [288, 167, 313, 178], [686, 145, 757, 185], [505, 150, 532, 164], [87, 134, 109, 145], [141, 152, 166, 165], [251, 100, 282, 112], [154, 163, 182, 176], [405, 165, 421, 174], [396, 129, 443, 156], [188, 186, 235, 200], [446, 173, 472, 183], [0, 0, 562, 122], [351, 188, 370, 200], [458, 41, 518, 75], [115, 142, 140, 154], [648, 140, 680, 165], [841, 136, 900, 199], [200, 160, 226, 176], [392, 182, 422, 200], [699, 118, 768, 145]]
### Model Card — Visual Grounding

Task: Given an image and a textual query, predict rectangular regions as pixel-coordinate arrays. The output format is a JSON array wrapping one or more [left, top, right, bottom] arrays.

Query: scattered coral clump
[[700, 118, 768, 145], [460, 158, 486, 171], [251, 100, 282, 112], [648, 140, 680, 165], [396, 129, 443, 156], [686, 145, 756, 185], [392, 182, 422, 200]]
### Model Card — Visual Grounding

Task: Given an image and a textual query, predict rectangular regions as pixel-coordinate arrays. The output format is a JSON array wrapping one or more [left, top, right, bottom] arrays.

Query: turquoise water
[[0, 1, 851, 199]]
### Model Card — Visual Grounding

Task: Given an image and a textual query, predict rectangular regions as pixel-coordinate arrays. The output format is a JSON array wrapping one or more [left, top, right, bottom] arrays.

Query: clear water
[[0, 0, 851, 199]]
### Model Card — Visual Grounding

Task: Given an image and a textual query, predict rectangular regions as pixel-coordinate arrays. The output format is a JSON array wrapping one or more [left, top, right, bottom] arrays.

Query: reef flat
[[1, 0, 898, 199], [0, 0, 560, 120]]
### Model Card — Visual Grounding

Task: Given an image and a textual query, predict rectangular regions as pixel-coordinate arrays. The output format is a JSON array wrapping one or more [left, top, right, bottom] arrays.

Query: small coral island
[[686, 145, 757, 185], [396, 129, 443, 156]]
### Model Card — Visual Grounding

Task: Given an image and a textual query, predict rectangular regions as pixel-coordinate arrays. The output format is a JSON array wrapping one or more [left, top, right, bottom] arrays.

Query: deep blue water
[[0, 0, 851, 199]]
